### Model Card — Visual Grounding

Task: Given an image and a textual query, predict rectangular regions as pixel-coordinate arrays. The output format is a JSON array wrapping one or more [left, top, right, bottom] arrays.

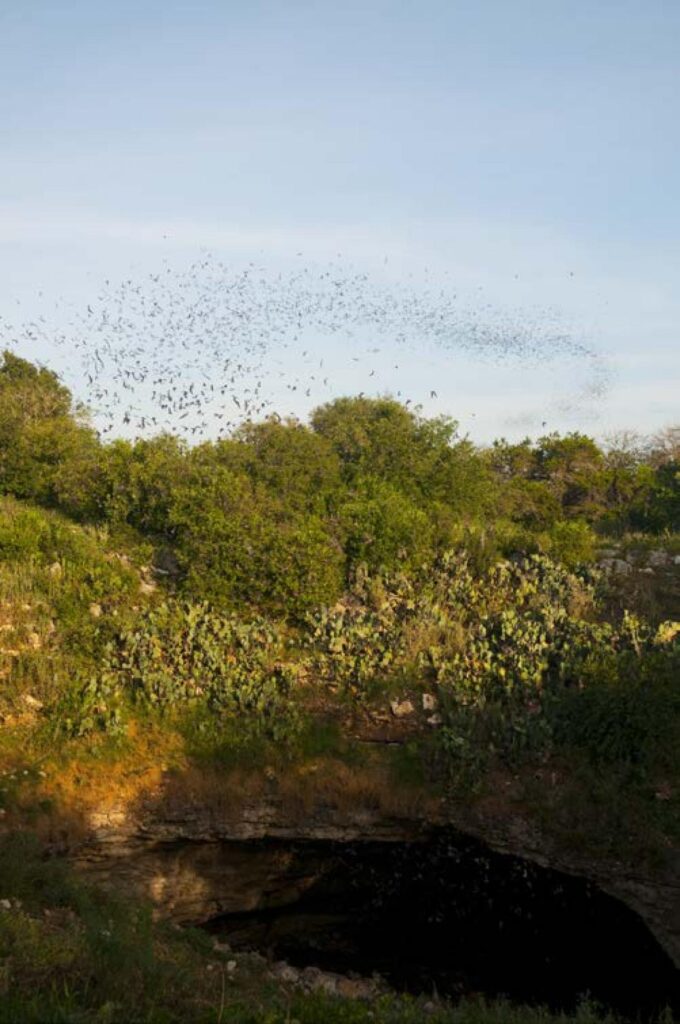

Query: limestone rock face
[[598, 558, 632, 575], [74, 792, 435, 926], [68, 785, 680, 972]]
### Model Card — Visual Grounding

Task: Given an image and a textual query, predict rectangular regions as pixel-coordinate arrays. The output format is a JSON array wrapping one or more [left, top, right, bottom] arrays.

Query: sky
[[0, 0, 678, 442]]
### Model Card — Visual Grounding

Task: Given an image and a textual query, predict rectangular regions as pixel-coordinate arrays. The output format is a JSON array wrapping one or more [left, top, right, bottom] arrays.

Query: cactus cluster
[[72, 552, 679, 775], [76, 601, 299, 740]]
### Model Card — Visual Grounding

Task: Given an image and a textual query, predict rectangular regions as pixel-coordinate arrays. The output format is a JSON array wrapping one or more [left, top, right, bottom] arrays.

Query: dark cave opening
[[205, 831, 680, 1019]]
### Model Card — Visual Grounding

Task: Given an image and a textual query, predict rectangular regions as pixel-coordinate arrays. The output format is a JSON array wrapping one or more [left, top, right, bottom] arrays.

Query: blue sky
[[1, 0, 678, 440]]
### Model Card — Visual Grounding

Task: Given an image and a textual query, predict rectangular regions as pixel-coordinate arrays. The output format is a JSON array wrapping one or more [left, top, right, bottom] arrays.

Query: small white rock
[[390, 698, 414, 718], [275, 963, 300, 984], [21, 694, 44, 710]]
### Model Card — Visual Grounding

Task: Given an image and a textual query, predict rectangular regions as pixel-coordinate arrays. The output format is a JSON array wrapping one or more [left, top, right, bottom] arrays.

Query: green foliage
[[0, 351, 101, 516], [0, 353, 679, 807], [338, 477, 433, 574], [532, 432, 607, 520], [76, 601, 302, 742], [309, 554, 598, 711], [167, 454, 344, 618], [0, 832, 231, 1023], [0, 352, 677, 622], [230, 416, 343, 515], [549, 631, 680, 768], [3, 355, 680, 1018], [311, 395, 495, 516], [306, 551, 680, 785], [308, 565, 421, 696], [311, 395, 442, 488], [0, 498, 145, 716], [631, 462, 680, 533], [544, 520, 597, 568], [99, 433, 189, 532]]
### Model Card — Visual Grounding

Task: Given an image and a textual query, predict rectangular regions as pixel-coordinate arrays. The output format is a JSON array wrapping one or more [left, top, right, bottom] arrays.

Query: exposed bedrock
[[69, 785, 680, 991]]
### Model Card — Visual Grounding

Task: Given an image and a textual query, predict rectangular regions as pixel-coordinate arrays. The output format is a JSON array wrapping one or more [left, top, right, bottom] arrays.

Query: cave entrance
[[205, 831, 680, 1019]]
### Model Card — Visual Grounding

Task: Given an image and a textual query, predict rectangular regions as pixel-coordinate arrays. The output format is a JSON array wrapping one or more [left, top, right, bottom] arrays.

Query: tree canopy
[[0, 350, 677, 617]]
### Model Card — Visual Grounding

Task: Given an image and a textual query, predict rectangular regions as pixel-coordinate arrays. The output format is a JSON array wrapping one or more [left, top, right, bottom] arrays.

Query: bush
[[548, 638, 680, 768], [338, 478, 434, 574], [75, 601, 302, 743], [545, 520, 597, 568], [168, 459, 344, 619]]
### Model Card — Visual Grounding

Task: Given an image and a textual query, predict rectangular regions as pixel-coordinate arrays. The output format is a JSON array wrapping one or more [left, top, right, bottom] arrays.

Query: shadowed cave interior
[[204, 832, 680, 1019]]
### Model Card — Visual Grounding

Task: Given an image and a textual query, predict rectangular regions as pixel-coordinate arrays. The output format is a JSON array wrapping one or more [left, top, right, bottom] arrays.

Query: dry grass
[[271, 747, 440, 823], [2, 708, 439, 848], [42, 722, 184, 808]]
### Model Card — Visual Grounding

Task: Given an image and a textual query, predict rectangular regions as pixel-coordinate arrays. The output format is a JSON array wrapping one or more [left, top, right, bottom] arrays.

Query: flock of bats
[[1, 254, 609, 442]]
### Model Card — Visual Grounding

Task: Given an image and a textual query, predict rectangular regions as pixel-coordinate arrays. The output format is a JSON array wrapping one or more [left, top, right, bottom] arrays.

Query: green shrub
[[546, 520, 597, 568], [308, 565, 421, 697], [75, 601, 302, 743], [338, 478, 434, 574]]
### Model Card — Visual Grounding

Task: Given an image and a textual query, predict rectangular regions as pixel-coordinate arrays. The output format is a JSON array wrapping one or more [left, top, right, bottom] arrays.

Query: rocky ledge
[[65, 776, 680, 973]]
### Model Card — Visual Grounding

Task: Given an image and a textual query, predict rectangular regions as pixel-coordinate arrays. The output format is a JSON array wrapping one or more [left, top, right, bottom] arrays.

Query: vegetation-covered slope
[[0, 350, 679, 1022]]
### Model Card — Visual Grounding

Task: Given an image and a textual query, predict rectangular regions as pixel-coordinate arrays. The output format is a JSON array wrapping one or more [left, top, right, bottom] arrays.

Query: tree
[[647, 425, 680, 467], [167, 451, 343, 618], [338, 476, 433, 575], [532, 432, 607, 520], [310, 395, 493, 519], [311, 396, 445, 491], [228, 417, 342, 515], [98, 434, 188, 534], [0, 350, 102, 514]]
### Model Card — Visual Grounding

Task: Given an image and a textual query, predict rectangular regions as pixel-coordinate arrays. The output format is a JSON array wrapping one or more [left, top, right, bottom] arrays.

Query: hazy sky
[[1, 1, 678, 440]]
